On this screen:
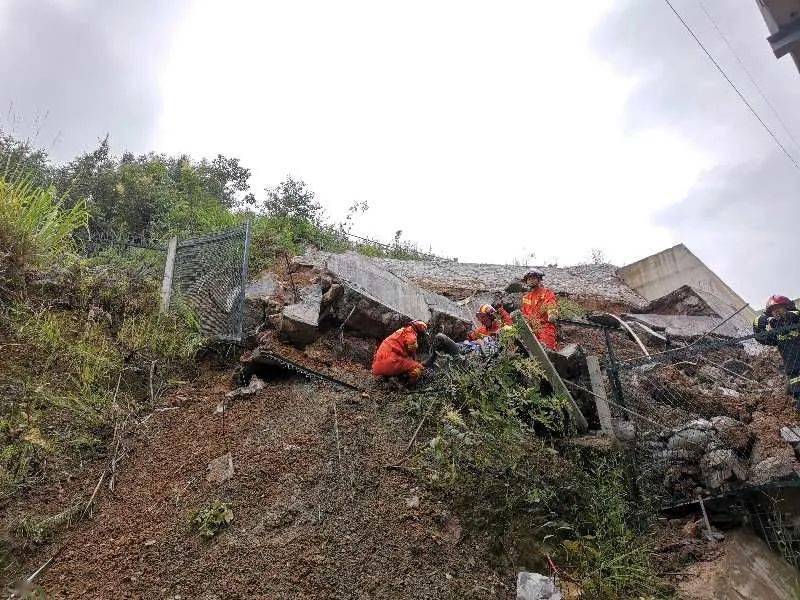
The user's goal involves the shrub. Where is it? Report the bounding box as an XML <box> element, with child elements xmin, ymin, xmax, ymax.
<box><xmin>0</xmin><ymin>175</ymin><xmax>88</xmax><ymax>282</ymax></box>
<box><xmin>191</xmin><ymin>501</ymin><xmax>234</xmax><ymax>539</ymax></box>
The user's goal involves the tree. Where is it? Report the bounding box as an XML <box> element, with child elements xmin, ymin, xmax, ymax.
<box><xmin>263</xmin><ymin>176</ymin><xmax>322</xmax><ymax>224</ymax></box>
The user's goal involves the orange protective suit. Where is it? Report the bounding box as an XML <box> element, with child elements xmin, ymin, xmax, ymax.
<box><xmin>521</xmin><ymin>287</ymin><xmax>559</xmax><ymax>349</ymax></box>
<box><xmin>372</xmin><ymin>325</ymin><xmax>424</xmax><ymax>382</ymax></box>
<box><xmin>468</xmin><ymin>307</ymin><xmax>513</xmax><ymax>341</ymax></box>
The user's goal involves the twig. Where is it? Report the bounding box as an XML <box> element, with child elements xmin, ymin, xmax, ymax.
<box><xmin>406</xmin><ymin>400</ymin><xmax>436</xmax><ymax>452</ymax></box>
<box><xmin>82</xmin><ymin>471</ymin><xmax>106</xmax><ymax>518</ymax></box>
<box><xmin>332</xmin><ymin>401</ymin><xmax>342</xmax><ymax>462</ymax></box>
<box><xmin>148</xmin><ymin>360</ymin><xmax>157</xmax><ymax>404</ymax></box>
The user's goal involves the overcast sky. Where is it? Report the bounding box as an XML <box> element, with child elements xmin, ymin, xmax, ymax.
<box><xmin>2</xmin><ymin>0</ymin><xmax>799</xmax><ymax>306</ymax></box>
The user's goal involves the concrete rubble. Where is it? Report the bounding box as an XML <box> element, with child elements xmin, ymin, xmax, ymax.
<box><xmin>516</xmin><ymin>572</ymin><xmax>563</xmax><ymax>600</ymax></box>
<box><xmin>207</xmin><ymin>452</ymin><xmax>234</xmax><ymax>485</ymax></box>
<box><xmin>651</xmin><ymin>417</ymin><xmax>757</xmax><ymax>495</ymax></box>
<box><xmin>244</xmin><ymin>272</ymin><xmax>284</xmax><ymax>332</ymax></box>
<box><xmin>280</xmin><ymin>284</ymin><xmax>324</xmax><ymax>347</ymax></box>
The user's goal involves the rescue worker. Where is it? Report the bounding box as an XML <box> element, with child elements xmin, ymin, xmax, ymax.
<box><xmin>520</xmin><ymin>269</ymin><xmax>559</xmax><ymax>350</ymax></box>
<box><xmin>467</xmin><ymin>303</ymin><xmax>513</xmax><ymax>341</ymax></box>
<box><xmin>372</xmin><ymin>320</ymin><xmax>429</xmax><ymax>385</ymax></box>
<box><xmin>754</xmin><ymin>295</ymin><xmax>800</xmax><ymax>409</ymax></box>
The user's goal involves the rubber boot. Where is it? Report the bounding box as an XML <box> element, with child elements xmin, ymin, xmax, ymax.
<box><xmin>434</xmin><ymin>333</ymin><xmax>460</xmax><ymax>356</ymax></box>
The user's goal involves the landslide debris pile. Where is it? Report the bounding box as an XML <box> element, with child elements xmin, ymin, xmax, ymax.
<box><xmin>246</xmin><ymin>250</ymin><xmax>800</xmax><ymax>505</ymax></box>
<box><xmin>9</xmin><ymin>248</ymin><xmax>800</xmax><ymax>599</ymax></box>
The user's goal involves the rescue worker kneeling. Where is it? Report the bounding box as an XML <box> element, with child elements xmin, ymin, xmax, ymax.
<box><xmin>754</xmin><ymin>295</ymin><xmax>800</xmax><ymax>409</ymax></box>
<box><xmin>372</xmin><ymin>320</ymin><xmax>429</xmax><ymax>384</ymax></box>
<box><xmin>468</xmin><ymin>303</ymin><xmax>513</xmax><ymax>341</ymax></box>
<box><xmin>434</xmin><ymin>303</ymin><xmax>512</xmax><ymax>356</ymax></box>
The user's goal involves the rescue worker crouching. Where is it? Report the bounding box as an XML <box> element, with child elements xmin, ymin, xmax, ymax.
<box><xmin>468</xmin><ymin>303</ymin><xmax>513</xmax><ymax>341</ymax></box>
<box><xmin>754</xmin><ymin>295</ymin><xmax>800</xmax><ymax>409</ymax></box>
<box><xmin>433</xmin><ymin>303</ymin><xmax>513</xmax><ymax>356</ymax></box>
<box><xmin>520</xmin><ymin>269</ymin><xmax>559</xmax><ymax>350</ymax></box>
<box><xmin>372</xmin><ymin>320</ymin><xmax>429</xmax><ymax>385</ymax></box>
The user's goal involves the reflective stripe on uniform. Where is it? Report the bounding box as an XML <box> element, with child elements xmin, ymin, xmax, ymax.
<box><xmin>789</xmin><ymin>375</ymin><xmax>800</xmax><ymax>385</ymax></box>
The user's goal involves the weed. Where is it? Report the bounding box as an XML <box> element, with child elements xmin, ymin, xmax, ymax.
<box><xmin>15</xmin><ymin>501</ymin><xmax>83</xmax><ymax>544</ymax></box>
<box><xmin>191</xmin><ymin>501</ymin><xmax>234</xmax><ymax>539</ymax></box>
<box><xmin>0</xmin><ymin>175</ymin><xmax>88</xmax><ymax>277</ymax></box>
<box><xmin>558</xmin><ymin>297</ymin><xmax>586</xmax><ymax>320</ymax></box>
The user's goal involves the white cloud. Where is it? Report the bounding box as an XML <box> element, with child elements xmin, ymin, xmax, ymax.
<box><xmin>154</xmin><ymin>0</ymin><xmax>708</xmax><ymax>267</ymax></box>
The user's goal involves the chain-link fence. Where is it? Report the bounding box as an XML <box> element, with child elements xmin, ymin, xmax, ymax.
<box><xmin>166</xmin><ymin>223</ymin><xmax>251</xmax><ymax>342</ymax></box>
<box><xmin>602</xmin><ymin>318</ymin><xmax>800</xmax><ymax>510</ymax></box>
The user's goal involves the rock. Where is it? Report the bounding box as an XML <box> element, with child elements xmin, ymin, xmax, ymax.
<box><xmin>717</xmin><ymin>386</ymin><xmax>741</xmax><ymax>398</ymax></box>
<box><xmin>405</xmin><ymin>495</ymin><xmax>420</xmax><ymax>509</ymax></box>
<box><xmin>207</xmin><ymin>452</ymin><xmax>234</xmax><ymax>485</ymax></box>
<box><xmin>721</xmin><ymin>358</ymin><xmax>753</xmax><ymax>376</ymax></box>
<box><xmin>516</xmin><ymin>572</ymin><xmax>563</xmax><ymax>600</ymax></box>
<box><xmin>780</xmin><ymin>426</ymin><xmax>800</xmax><ymax>444</ymax></box>
<box><xmin>668</xmin><ymin>428</ymin><xmax>712</xmax><ymax>454</ymax></box>
<box><xmin>281</xmin><ymin>284</ymin><xmax>324</xmax><ymax>347</ymax></box>
<box><xmin>244</xmin><ymin>273</ymin><xmax>284</xmax><ymax>333</ymax></box>
<box><xmin>225</xmin><ymin>375</ymin><xmax>266</xmax><ymax>398</ymax></box>
<box><xmin>750</xmin><ymin>456</ymin><xmax>797</xmax><ymax>485</ymax></box>
<box><xmin>684</xmin><ymin>419</ymin><xmax>713</xmax><ymax>431</ymax></box>
<box><xmin>701</xmin><ymin>449</ymin><xmax>747</xmax><ymax>490</ymax></box>
<box><xmin>698</xmin><ymin>365</ymin><xmax>724</xmax><ymax>383</ymax></box>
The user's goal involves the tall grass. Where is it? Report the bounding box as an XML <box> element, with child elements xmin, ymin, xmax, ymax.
<box><xmin>0</xmin><ymin>175</ymin><xmax>88</xmax><ymax>272</ymax></box>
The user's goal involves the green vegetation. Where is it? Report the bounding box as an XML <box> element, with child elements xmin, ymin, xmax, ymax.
<box><xmin>412</xmin><ymin>340</ymin><xmax>669</xmax><ymax>598</ymax></box>
<box><xmin>191</xmin><ymin>501</ymin><xmax>234</xmax><ymax>539</ymax></box>
<box><xmin>1</xmin><ymin>132</ymin><xmax>443</xmax><ymax>270</ymax></box>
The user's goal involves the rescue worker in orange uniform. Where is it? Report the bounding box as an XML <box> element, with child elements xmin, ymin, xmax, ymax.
<box><xmin>520</xmin><ymin>269</ymin><xmax>559</xmax><ymax>350</ymax></box>
<box><xmin>468</xmin><ymin>303</ymin><xmax>513</xmax><ymax>341</ymax></box>
<box><xmin>372</xmin><ymin>320</ymin><xmax>429</xmax><ymax>384</ymax></box>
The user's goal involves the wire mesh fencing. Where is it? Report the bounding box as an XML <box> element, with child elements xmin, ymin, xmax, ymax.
<box><xmin>167</xmin><ymin>223</ymin><xmax>251</xmax><ymax>342</ymax></box>
<box><xmin>604</xmin><ymin>317</ymin><xmax>800</xmax><ymax>509</ymax></box>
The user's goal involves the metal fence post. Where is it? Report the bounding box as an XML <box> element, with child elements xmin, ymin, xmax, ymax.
<box><xmin>160</xmin><ymin>236</ymin><xmax>178</xmax><ymax>313</ymax></box>
<box><xmin>604</xmin><ymin>328</ymin><xmax>626</xmax><ymax>408</ymax></box>
<box><xmin>235</xmin><ymin>220</ymin><xmax>252</xmax><ymax>340</ymax></box>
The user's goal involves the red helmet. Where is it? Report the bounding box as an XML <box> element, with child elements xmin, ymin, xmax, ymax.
<box><xmin>766</xmin><ymin>295</ymin><xmax>794</xmax><ymax>315</ymax></box>
<box><xmin>410</xmin><ymin>320</ymin><xmax>428</xmax><ymax>333</ymax></box>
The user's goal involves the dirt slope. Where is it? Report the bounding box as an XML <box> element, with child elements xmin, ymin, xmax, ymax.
<box><xmin>14</xmin><ymin>365</ymin><xmax>510</xmax><ymax>599</ymax></box>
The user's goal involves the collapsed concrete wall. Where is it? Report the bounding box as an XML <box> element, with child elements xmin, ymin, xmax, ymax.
<box><xmin>618</xmin><ymin>244</ymin><xmax>756</xmax><ymax>322</ymax></box>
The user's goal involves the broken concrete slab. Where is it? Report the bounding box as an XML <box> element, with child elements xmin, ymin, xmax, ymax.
<box><xmin>316</xmin><ymin>252</ymin><xmax>472</xmax><ymax>339</ymax></box>
<box><xmin>639</xmin><ymin>284</ymin><xmax>720</xmax><ymax>317</ymax></box>
<box><xmin>281</xmin><ymin>284</ymin><xmax>323</xmax><ymax>347</ymax></box>
<box><xmin>207</xmin><ymin>452</ymin><xmax>234</xmax><ymax>485</ymax></box>
<box><xmin>244</xmin><ymin>272</ymin><xmax>284</xmax><ymax>333</ymax></box>
<box><xmin>516</xmin><ymin>572</ymin><xmax>563</xmax><ymax>600</ymax></box>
